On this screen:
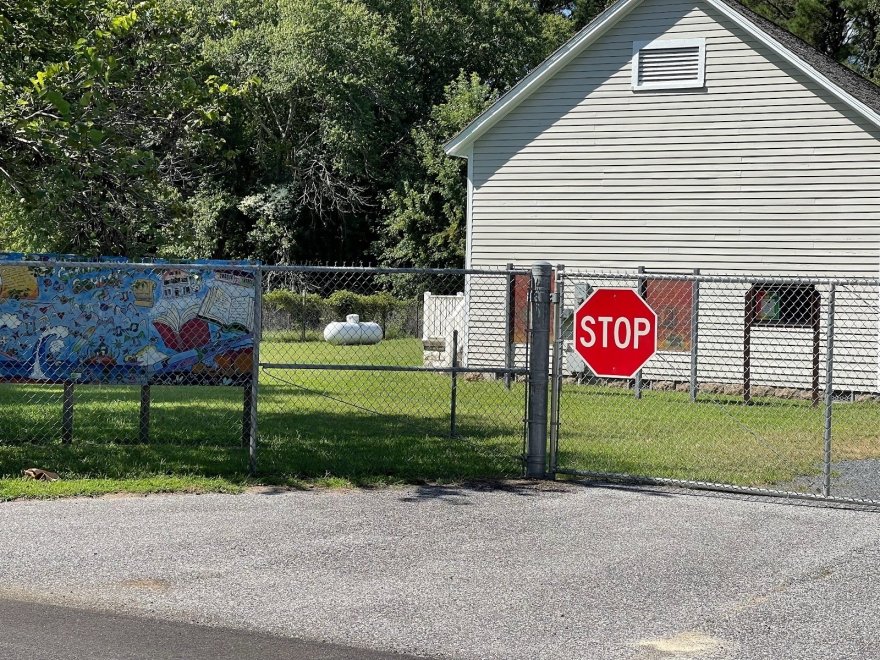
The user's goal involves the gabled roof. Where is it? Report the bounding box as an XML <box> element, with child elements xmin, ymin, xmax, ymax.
<box><xmin>444</xmin><ymin>0</ymin><xmax>880</xmax><ymax>157</ymax></box>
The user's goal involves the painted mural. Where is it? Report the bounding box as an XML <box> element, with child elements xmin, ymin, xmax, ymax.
<box><xmin>0</xmin><ymin>254</ymin><xmax>255</xmax><ymax>385</ymax></box>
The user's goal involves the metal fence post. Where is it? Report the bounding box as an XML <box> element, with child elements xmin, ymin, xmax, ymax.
<box><xmin>300</xmin><ymin>285</ymin><xmax>307</xmax><ymax>342</ymax></box>
<box><xmin>690</xmin><ymin>268</ymin><xmax>700</xmax><ymax>402</ymax></box>
<box><xmin>249</xmin><ymin>266</ymin><xmax>263</xmax><ymax>476</ymax></box>
<box><xmin>548</xmin><ymin>265</ymin><xmax>565</xmax><ymax>475</ymax></box>
<box><xmin>139</xmin><ymin>384</ymin><xmax>150</xmax><ymax>443</ymax></box>
<box><xmin>634</xmin><ymin>267</ymin><xmax>646</xmax><ymax>399</ymax></box>
<box><xmin>822</xmin><ymin>285</ymin><xmax>836</xmax><ymax>498</ymax></box>
<box><xmin>450</xmin><ymin>329</ymin><xmax>458</xmax><ymax>438</ymax></box>
<box><xmin>527</xmin><ymin>262</ymin><xmax>552</xmax><ymax>478</ymax></box>
<box><xmin>61</xmin><ymin>381</ymin><xmax>74</xmax><ymax>444</ymax></box>
<box><xmin>504</xmin><ymin>262</ymin><xmax>514</xmax><ymax>390</ymax></box>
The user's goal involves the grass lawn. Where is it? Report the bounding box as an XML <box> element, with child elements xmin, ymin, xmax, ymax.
<box><xmin>557</xmin><ymin>385</ymin><xmax>880</xmax><ymax>489</ymax></box>
<box><xmin>0</xmin><ymin>338</ymin><xmax>526</xmax><ymax>499</ymax></box>
<box><xmin>2</xmin><ymin>336</ymin><xmax>879</xmax><ymax>499</ymax></box>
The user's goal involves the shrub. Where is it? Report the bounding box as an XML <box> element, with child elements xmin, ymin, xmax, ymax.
<box><xmin>264</xmin><ymin>289</ymin><xmax>416</xmax><ymax>339</ymax></box>
<box><xmin>263</xmin><ymin>290</ymin><xmax>325</xmax><ymax>329</ymax></box>
<box><xmin>325</xmin><ymin>289</ymin><xmax>363</xmax><ymax>319</ymax></box>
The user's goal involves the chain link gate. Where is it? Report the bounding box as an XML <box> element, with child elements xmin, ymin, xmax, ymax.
<box><xmin>255</xmin><ymin>265</ymin><xmax>533</xmax><ymax>480</ymax></box>
<box><xmin>548</xmin><ymin>267</ymin><xmax>880</xmax><ymax>505</ymax></box>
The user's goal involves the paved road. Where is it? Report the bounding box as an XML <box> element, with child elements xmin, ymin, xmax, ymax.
<box><xmin>0</xmin><ymin>598</ymin><xmax>422</xmax><ymax>660</ymax></box>
<box><xmin>1</xmin><ymin>482</ymin><xmax>879</xmax><ymax>659</ymax></box>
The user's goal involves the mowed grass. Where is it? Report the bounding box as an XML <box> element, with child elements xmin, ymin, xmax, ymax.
<box><xmin>2</xmin><ymin>335</ymin><xmax>880</xmax><ymax>499</ymax></box>
<box><xmin>557</xmin><ymin>386</ymin><xmax>880</xmax><ymax>489</ymax></box>
<box><xmin>0</xmin><ymin>338</ymin><xmax>526</xmax><ymax>499</ymax></box>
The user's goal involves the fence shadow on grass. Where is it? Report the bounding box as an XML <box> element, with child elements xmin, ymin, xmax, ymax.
<box><xmin>0</xmin><ymin>442</ymin><xmax>249</xmax><ymax>481</ymax></box>
<box><xmin>0</xmin><ymin>405</ymin><xmax>523</xmax><ymax>484</ymax></box>
<box><xmin>257</xmin><ymin>408</ymin><xmax>523</xmax><ymax>482</ymax></box>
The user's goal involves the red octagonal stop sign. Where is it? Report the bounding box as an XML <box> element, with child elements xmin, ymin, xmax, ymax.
<box><xmin>574</xmin><ymin>288</ymin><xmax>658</xmax><ymax>378</ymax></box>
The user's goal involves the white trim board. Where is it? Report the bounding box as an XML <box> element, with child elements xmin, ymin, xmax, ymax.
<box><xmin>444</xmin><ymin>0</ymin><xmax>880</xmax><ymax>158</ymax></box>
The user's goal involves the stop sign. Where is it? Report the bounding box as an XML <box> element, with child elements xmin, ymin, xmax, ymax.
<box><xmin>574</xmin><ymin>288</ymin><xmax>657</xmax><ymax>378</ymax></box>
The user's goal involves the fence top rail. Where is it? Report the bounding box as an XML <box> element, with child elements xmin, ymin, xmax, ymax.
<box><xmin>261</xmin><ymin>264</ymin><xmax>530</xmax><ymax>276</ymax></box>
<box><xmin>6</xmin><ymin>259</ymin><xmax>877</xmax><ymax>285</ymax></box>
<box><xmin>5</xmin><ymin>259</ymin><xmax>261</xmax><ymax>272</ymax></box>
<box><xmin>1</xmin><ymin>260</ymin><xmax>530</xmax><ymax>277</ymax></box>
<box><xmin>560</xmin><ymin>268</ymin><xmax>880</xmax><ymax>287</ymax></box>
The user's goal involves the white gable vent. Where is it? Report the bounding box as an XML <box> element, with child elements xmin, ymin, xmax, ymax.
<box><xmin>632</xmin><ymin>38</ymin><xmax>706</xmax><ymax>91</ymax></box>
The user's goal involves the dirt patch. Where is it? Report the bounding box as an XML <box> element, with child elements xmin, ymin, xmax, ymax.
<box><xmin>636</xmin><ymin>631</ymin><xmax>721</xmax><ymax>657</ymax></box>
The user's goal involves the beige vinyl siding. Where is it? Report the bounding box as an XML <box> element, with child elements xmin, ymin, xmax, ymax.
<box><xmin>464</xmin><ymin>0</ymin><xmax>880</xmax><ymax>387</ymax></box>
<box><xmin>469</xmin><ymin>0</ymin><xmax>880</xmax><ymax>275</ymax></box>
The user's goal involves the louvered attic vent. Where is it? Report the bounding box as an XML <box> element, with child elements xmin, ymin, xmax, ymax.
<box><xmin>632</xmin><ymin>38</ymin><xmax>706</xmax><ymax>90</ymax></box>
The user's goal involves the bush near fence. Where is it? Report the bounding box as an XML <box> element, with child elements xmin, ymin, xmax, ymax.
<box><xmin>262</xmin><ymin>289</ymin><xmax>419</xmax><ymax>340</ymax></box>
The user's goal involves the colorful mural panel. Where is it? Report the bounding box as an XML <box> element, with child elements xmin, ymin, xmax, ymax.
<box><xmin>0</xmin><ymin>255</ymin><xmax>256</xmax><ymax>385</ymax></box>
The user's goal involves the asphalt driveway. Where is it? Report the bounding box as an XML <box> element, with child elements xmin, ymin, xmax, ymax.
<box><xmin>1</xmin><ymin>482</ymin><xmax>878</xmax><ymax>659</ymax></box>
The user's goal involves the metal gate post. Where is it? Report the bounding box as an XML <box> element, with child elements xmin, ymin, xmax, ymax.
<box><xmin>548</xmin><ymin>265</ymin><xmax>565</xmax><ymax>475</ymax></box>
<box><xmin>249</xmin><ymin>266</ymin><xmax>263</xmax><ymax>476</ymax></box>
<box><xmin>822</xmin><ymin>284</ymin><xmax>836</xmax><ymax>497</ymax></box>
<box><xmin>527</xmin><ymin>262</ymin><xmax>552</xmax><ymax>478</ymax></box>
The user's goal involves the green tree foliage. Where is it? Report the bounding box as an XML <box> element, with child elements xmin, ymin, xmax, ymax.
<box><xmin>194</xmin><ymin>0</ymin><xmax>573</xmax><ymax>265</ymax></box>
<box><xmin>378</xmin><ymin>73</ymin><xmax>496</xmax><ymax>268</ymax></box>
<box><xmin>742</xmin><ymin>0</ymin><xmax>880</xmax><ymax>78</ymax></box>
<box><xmin>0</xmin><ymin>0</ymin><xmax>230</xmax><ymax>256</ymax></box>
<box><xmin>843</xmin><ymin>0</ymin><xmax>880</xmax><ymax>80</ymax></box>
<box><xmin>197</xmin><ymin>0</ymin><xmax>405</xmax><ymax>264</ymax></box>
<box><xmin>375</xmin><ymin>2</ymin><xmax>573</xmax><ymax>267</ymax></box>
<box><xmin>3</xmin><ymin>0</ymin><xmax>880</xmax><ymax>265</ymax></box>
<box><xmin>572</xmin><ymin>0</ymin><xmax>614</xmax><ymax>30</ymax></box>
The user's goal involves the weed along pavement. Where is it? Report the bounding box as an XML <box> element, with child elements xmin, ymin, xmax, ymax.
<box><xmin>1</xmin><ymin>483</ymin><xmax>879</xmax><ymax>659</ymax></box>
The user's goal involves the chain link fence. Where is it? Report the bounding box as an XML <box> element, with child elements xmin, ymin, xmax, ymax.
<box><xmin>4</xmin><ymin>257</ymin><xmax>880</xmax><ymax>504</ymax></box>
<box><xmin>257</xmin><ymin>266</ymin><xmax>530</xmax><ymax>480</ymax></box>
<box><xmin>0</xmin><ymin>259</ymin><xmax>530</xmax><ymax>483</ymax></box>
<box><xmin>551</xmin><ymin>268</ymin><xmax>880</xmax><ymax>504</ymax></box>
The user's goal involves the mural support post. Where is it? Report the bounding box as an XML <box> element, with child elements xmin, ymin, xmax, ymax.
<box><xmin>248</xmin><ymin>266</ymin><xmax>262</xmax><ymax>476</ymax></box>
<box><xmin>139</xmin><ymin>385</ymin><xmax>150</xmax><ymax>443</ymax></box>
<box><xmin>242</xmin><ymin>386</ymin><xmax>252</xmax><ymax>448</ymax></box>
<box><xmin>62</xmin><ymin>382</ymin><xmax>74</xmax><ymax>443</ymax></box>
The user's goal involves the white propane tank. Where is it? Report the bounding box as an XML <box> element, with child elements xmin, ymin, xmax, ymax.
<box><xmin>323</xmin><ymin>314</ymin><xmax>383</xmax><ymax>346</ymax></box>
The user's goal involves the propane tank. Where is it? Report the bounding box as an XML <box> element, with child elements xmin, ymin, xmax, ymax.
<box><xmin>323</xmin><ymin>314</ymin><xmax>383</xmax><ymax>346</ymax></box>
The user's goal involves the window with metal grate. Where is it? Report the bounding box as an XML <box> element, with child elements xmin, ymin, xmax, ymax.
<box><xmin>632</xmin><ymin>38</ymin><xmax>706</xmax><ymax>91</ymax></box>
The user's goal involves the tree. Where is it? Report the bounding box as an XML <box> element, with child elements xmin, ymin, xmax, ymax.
<box><xmin>844</xmin><ymin>0</ymin><xmax>880</xmax><ymax>81</ymax></box>
<box><xmin>377</xmin><ymin>72</ymin><xmax>496</xmax><ymax>268</ymax></box>
<box><xmin>196</xmin><ymin>0</ymin><xmax>407</xmax><ymax>264</ymax></box>
<box><xmin>740</xmin><ymin>0</ymin><xmax>880</xmax><ymax>79</ymax></box>
<box><xmin>375</xmin><ymin>0</ymin><xmax>572</xmax><ymax>267</ymax></box>
<box><xmin>0</xmin><ymin>0</ymin><xmax>229</xmax><ymax>257</ymax></box>
<box><xmin>572</xmin><ymin>0</ymin><xmax>613</xmax><ymax>29</ymax></box>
